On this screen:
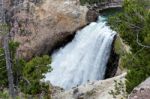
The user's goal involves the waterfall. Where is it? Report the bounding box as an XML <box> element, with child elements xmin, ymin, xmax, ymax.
<box><xmin>45</xmin><ymin>16</ymin><xmax>116</xmax><ymax>89</ymax></box>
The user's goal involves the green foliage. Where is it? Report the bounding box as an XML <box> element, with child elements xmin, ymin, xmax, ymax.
<box><xmin>0</xmin><ymin>22</ymin><xmax>52</xmax><ymax>97</ymax></box>
<box><xmin>0</xmin><ymin>41</ymin><xmax>21</xmax><ymax>88</ymax></box>
<box><xmin>9</xmin><ymin>41</ymin><xmax>19</xmax><ymax>58</ymax></box>
<box><xmin>108</xmin><ymin>0</ymin><xmax>150</xmax><ymax>51</ymax></box>
<box><xmin>20</xmin><ymin>55</ymin><xmax>52</xmax><ymax>95</ymax></box>
<box><xmin>126</xmin><ymin>68</ymin><xmax>149</xmax><ymax>93</ymax></box>
<box><xmin>9</xmin><ymin>41</ymin><xmax>27</xmax><ymax>86</ymax></box>
<box><xmin>23</xmin><ymin>55</ymin><xmax>52</xmax><ymax>81</ymax></box>
<box><xmin>0</xmin><ymin>90</ymin><xmax>50</xmax><ymax>99</ymax></box>
<box><xmin>0</xmin><ymin>41</ymin><xmax>52</xmax><ymax>97</ymax></box>
<box><xmin>108</xmin><ymin>0</ymin><xmax>150</xmax><ymax>93</ymax></box>
<box><xmin>0</xmin><ymin>48</ymin><xmax>7</xmax><ymax>87</ymax></box>
<box><xmin>0</xmin><ymin>23</ymin><xmax>10</xmax><ymax>35</ymax></box>
<box><xmin>114</xmin><ymin>36</ymin><xmax>125</xmax><ymax>55</ymax></box>
<box><xmin>0</xmin><ymin>91</ymin><xmax>9</xmax><ymax>99</ymax></box>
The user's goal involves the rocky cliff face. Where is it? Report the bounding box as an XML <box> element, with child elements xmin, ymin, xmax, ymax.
<box><xmin>5</xmin><ymin>0</ymin><xmax>88</xmax><ymax>60</ymax></box>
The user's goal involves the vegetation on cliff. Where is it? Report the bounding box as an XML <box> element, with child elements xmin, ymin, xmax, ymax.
<box><xmin>109</xmin><ymin>0</ymin><xmax>150</xmax><ymax>93</ymax></box>
<box><xmin>0</xmin><ymin>23</ymin><xmax>52</xmax><ymax>98</ymax></box>
<box><xmin>0</xmin><ymin>41</ymin><xmax>52</xmax><ymax>97</ymax></box>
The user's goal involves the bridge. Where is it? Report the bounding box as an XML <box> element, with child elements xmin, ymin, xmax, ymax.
<box><xmin>88</xmin><ymin>0</ymin><xmax>123</xmax><ymax>11</ymax></box>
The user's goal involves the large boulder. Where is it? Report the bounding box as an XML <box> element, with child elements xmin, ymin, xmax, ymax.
<box><xmin>86</xmin><ymin>10</ymin><xmax>98</xmax><ymax>22</ymax></box>
<box><xmin>8</xmin><ymin>0</ymin><xmax>88</xmax><ymax>60</ymax></box>
<box><xmin>128</xmin><ymin>77</ymin><xmax>150</xmax><ymax>99</ymax></box>
<box><xmin>52</xmin><ymin>73</ymin><xmax>127</xmax><ymax>99</ymax></box>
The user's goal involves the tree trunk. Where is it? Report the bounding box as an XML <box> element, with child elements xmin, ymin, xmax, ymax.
<box><xmin>3</xmin><ymin>36</ymin><xmax>15</xmax><ymax>99</ymax></box>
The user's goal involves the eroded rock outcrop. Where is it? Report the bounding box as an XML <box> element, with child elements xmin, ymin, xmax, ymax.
<box><xmin>8</xmin><ymin>0</ymin><xmax>88</xmax><ymax>60</ymax></box>
<box><xmin>52</xmin><ymin>73</ymin><xmax>127</xmax><ymax>99</ymax></box>
<box><xmin>128</xmin><ymin>77</ymin><xmax>150</xmax><ymax>99</ymax></box>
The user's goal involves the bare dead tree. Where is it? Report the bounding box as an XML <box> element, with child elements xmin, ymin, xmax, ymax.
<box><xmin>3</xmin><ymin>35</ymin><xmax>16</xmax><ymax>99</ymax></box>
<box><xmin>0</xmin><ymin>0</ymin><xmax>16</xmax><ymax>98</ymax></box>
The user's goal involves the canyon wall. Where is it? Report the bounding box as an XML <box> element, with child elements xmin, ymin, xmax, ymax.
<box><xmin>4</xmin><ymin>0</ymin><xmax>88</xmax><ymax>60</ymax></box>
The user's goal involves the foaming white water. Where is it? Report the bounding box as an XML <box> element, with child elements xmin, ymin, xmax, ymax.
<box><xmin>45</xmin><ymin>16</ymin><xmax>116</xmax><ymax>89</ymax></box>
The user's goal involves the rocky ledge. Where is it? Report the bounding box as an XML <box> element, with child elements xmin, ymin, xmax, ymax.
<box><xmin>52</xmin><ymin>73</ymin><xmax>127</xmax><ymax>99</ymax></box>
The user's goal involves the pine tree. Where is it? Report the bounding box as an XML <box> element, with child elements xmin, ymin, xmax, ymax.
<box><xmin>108</xmin><ymin>0</ymin><xmax>150</xmax><ymax>93</ymax></box>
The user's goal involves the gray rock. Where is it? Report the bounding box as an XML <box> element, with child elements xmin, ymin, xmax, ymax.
<box><xmin>52</xmin><ymin>73</ymin><xmax>127</xmax><ymax>99</ymax></box>
<box><xmin>128</xmin><ymin>77</ymin><xmax>150</xmax><ymax>99</ymax></box>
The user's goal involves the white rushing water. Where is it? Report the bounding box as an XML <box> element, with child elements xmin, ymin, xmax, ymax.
<box><xmin>45</xmin><ymin>16</ymin><xmax>116</xmax><ymax>89</ymax></box>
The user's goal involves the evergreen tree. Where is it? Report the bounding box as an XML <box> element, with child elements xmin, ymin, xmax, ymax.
<box><xmin>20</xmin><ymin>55</ymin><xmax>52</xmax><ymax>95</ymax></box>
<box><xmin>108</xmin><ymin>0</ymin><xmax>150</xmax><ymax>93</ymax></box>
